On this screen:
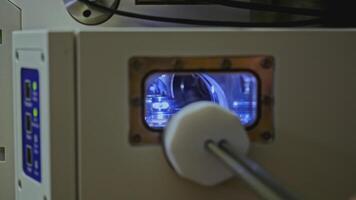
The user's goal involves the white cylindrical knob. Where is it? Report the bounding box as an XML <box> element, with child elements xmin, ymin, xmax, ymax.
<box><xmin>163</xmin><ymin>102</ymin><xmax>250</xmax><ymax>186</ymax></box>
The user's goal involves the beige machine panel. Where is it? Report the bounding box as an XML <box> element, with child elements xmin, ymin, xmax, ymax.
<box><xmin>76</xmin><ymin>29</ymin><xmax>356</xmax><ymax>200</ymax></box>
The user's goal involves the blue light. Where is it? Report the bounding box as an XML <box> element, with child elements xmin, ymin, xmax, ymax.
<box><xmin>145</xmin><ymin>72</ymin><xmax>258</xmax><ymax>128</ymax></box>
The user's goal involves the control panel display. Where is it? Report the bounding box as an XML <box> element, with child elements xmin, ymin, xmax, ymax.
<box><xmin>21</xmin><ymin>68</ymin><xmax>41</xmax><ymax>182</ymax></box>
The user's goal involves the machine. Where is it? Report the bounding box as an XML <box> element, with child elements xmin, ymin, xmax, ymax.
<box><xmin>1</xmin><ymin>0</ymin><xmax>356</xmax><ymax>199</ymax></box>
<box><xmin>12</xmin><ymin>29</ymin><xmax>356</xmax><ymax>200</ymax></box>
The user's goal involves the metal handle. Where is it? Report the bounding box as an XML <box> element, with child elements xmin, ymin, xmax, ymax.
<box><xmin>206</xmin><ymin>140</ymin><xmax>297</xmax><ymax>200</ymax></box>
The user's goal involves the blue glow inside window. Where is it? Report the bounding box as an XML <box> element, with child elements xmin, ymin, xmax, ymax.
<box><xmin>144</xmin><ymin>72</ymin><xmax>258</xmax><ymax>129</ymax></box>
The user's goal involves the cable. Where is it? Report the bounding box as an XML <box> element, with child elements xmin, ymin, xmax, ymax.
<box><xmin>206</xmin><ymin>0</ymin><xmax>325</xmax><ymax>17</ymax></box>
<box><xmin>78</xmin><ymin>0</ymin><xmax>322</xmax><ymax>27</ymax></box>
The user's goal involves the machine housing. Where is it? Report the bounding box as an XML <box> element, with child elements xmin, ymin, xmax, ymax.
<box><xmin>13</xmin><ymin>29</ymin><xmax>356</xmax><ymax>200</ymax></box>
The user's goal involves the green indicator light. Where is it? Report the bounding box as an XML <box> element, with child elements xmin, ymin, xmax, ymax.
<box><xmin>33</xmin><ymin>108</ymin><xmax>38</xmax><ymax>118</ymax></box>
<box><xmin>32</xmin><ymin>82</ymin><xmax>37</xmax><ymax>91</ymax></box>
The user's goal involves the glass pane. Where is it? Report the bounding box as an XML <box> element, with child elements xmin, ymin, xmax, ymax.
<box><xmin>144</xmin><ymin>72</ymin><xmax>258</xmax><ymax>129</ymax></box>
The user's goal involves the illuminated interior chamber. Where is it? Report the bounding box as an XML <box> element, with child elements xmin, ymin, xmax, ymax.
<box><xmin>144</xmin><ymin>72</ymin><xmax>258</xmax><ymax>129</ymax></box>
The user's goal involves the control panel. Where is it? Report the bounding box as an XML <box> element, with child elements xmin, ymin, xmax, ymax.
<box><xmin>21</xmin><ymin>68</ymin><xmax>41</xmax><ymax>183</ymax></box>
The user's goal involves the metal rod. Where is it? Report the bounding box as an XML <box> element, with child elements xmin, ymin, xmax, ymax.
<box><xmin>206</xmin><ymin>140</ymin><xmax>297</xmax><ymax>200</ymax></box>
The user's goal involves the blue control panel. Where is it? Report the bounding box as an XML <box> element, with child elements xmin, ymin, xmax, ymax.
<box><xmin>21</xmin><ymin>68</ymin><xmax>41</xmax><ymax>183</ymax></box>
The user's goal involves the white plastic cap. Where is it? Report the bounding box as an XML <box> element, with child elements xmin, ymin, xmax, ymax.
<box><xmin>163</xmin><ymin>102</ymin><xmax>250</xmax><ymax>186</ymax></box>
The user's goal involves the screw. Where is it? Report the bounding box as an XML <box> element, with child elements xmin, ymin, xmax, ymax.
<box><xmin>261</xmin><ymin>131</ymin><xmax>273</xmax><ymax>142</ymax></box>
<box><xmin>262</xmin><ymin>95</ymin><xmax>274</xmax><ymax>106</ymax></box>
<box><xmin>221</xmin><ymin>59</ymin><xmax>232</xmax><ymax>70</ymax></box>
<box><xmin>130</xmin><ymin>134</ymin><xmax>142</xmax><ymax>144</ymax></box>
<box><xmin>15</xmin><ymin>51</ymin><xmax>19</xmax><ymax>60</ymax></box>
<box><xmin>173</xmin><ymin>59</ymin><xmax>183</xmax><ymax>70</ymax></box>
<box><xmin>83</xmin><ymin>9</ymin><xmax>92</xmax><ymax>18</ymax></box>
<box><xmin>261</xmin><ymin>57</ymin><xmax>275</xmax><ymax>70</ymax></box>
<box><xmin>41</xmin><ymin>53</ymin><xmax>45</xmax><ymax>62</ymax></box>
<box><xmin>130</xmin><ymin>58</ymin><xmax>142</xmax><ymax>71</ymax></box>
<box><xmin>130</xmin><ymin>97</ymin><xmax>141</xmax><ymax>107</ymax></box>
<box><xmin>157</xmin><ymin>136</ymin><xmax>162</xmax><ymax>143</ymax></box>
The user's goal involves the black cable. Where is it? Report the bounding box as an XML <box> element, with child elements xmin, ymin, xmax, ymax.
<box><xmin>79</xmin><ymin>0</ymin><xmax>322</xmax><ymax>27</ymax></box>
<box><xmin>206</xmin><ymin>0</ymin><xmax>325</xmax><ymax>17</ymax></box>
<box><xmin>324</xmin><ymin>1</ymin><xmax>356</xmax><ymax>27</ymax></box>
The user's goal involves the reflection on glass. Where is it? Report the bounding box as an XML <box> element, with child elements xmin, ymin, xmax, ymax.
<box><xmin>145</xmin><ymin>72</ymin><xmax>258</xmax><ymax>128</ymax></box>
